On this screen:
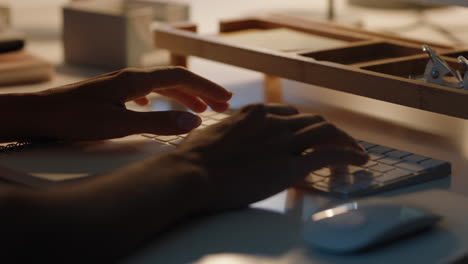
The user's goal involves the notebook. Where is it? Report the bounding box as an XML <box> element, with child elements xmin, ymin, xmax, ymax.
<box><xmin>0</xmin><ymin>134</ymin><xmax>173</xmax><ymax>187</ymax></box>
<box><xmin>218</xmin><ymin>28</ymin><xmax>348</xmax><ymax>52</ymax></box>
<box><xmin>0</xmin><ymin>50</ymin><xmax>54</xmax><ymax>86</ymax></box>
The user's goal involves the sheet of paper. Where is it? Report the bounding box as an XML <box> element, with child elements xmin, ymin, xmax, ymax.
<box><xmin>0</xmin><ymin>135</ymin><xmax>175</xmax><ymax>187</ymax></box>
<box><xmin>218</xmin><ymin>28</ymin><xmax>349</xmax><ymax>52</ymax></box>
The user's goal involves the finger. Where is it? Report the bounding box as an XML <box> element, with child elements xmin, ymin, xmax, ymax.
<box><xmin>239</xmin><ymin>103</ymin><xmax>298</xmax><ymax>116</ymax></box>
<box><xmin>133</xmin><ymin>96</ymin><xmax>151</xmax><ymax>106</ymax></box>
<box><xmin>263</xmin><ymin>103</ymin><xmax>299</xmax><ymax>116</ymax></box>
<box><xmin>110</xmin><ymin>67</ymin><xmax>232</xmax><ymax>103</ymax></box>
<box><xmin>156</xmin><ymin>89</ymin><xmax>207</xmax><ymax>112</ymax></box>
<box><xmin>157</xmin><ymin>89</ymin><xmax>229</xmax><ymax>113</ymax></box>
<box><xmin>290</xmin><ymin>122</ymin><xmax>364</xmax><ymax>154</ymax></box>
<box><xmin>267</xmin><ymin>113</ymin><xmax>325</xmax><ymax>132</ymax></box>
<box><xmin>123</xmin><ymin>110</ymin><xmax>202</xmax><ymax>135</ymax></box>
<box><xmin>293</xmin><ymin>148</ymin><xmax>369</xmax><ymax>178</ymax></box>
<box><xmin>233</xmin><ymin>103</ymin><xmax>299</xmax><ymax>131</ymax></box>
<box><xmin>202</xmin><ymin>97</ymin><xmax>230</xmax><ymax>112</ymax></box>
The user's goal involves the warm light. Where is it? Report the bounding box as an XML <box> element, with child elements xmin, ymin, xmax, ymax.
<box><xmin>311</xmin><ymin>202</ymin><xmax>358</xmax><ymax>221</ymax></box>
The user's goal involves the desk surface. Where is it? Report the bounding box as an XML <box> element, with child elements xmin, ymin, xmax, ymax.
<box><xmin>3</xmin><ymin>0</ymin><xmax>468</xmax><ymax>263</ymax></box>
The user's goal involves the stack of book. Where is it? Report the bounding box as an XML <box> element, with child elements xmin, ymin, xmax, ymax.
<box><xmin>0</xmin><ymin>28</ymin><xmax>53</xmax><ymax>86</ymax></box>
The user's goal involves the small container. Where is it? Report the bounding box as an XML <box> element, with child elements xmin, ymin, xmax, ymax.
<box><xmin>63</xmin><ymin>0</ymin><xmax>190</xmax><ymax>69</ymax></box>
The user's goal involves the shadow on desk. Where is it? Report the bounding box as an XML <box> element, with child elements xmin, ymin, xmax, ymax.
<box><xmin>125</xmin><ymin>192</ymin><xmax>459</xmax><ymax>264</ymax></box>
<box><xmin>125</xmin><ymin>208</ymin><xmax>304</xmax><ymax>264</ymax></box>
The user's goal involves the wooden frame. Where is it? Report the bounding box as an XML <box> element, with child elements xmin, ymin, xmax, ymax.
<box><xmin>153</xmin><ymin>14</ymin><xmax>468</xmax><ymax>119</ymax></box>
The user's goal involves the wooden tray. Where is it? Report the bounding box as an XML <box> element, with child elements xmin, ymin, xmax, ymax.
<box><xmin>153</xmin><ymin>14</ymin><xmax>468</xmax><ymax>119</ymax></box>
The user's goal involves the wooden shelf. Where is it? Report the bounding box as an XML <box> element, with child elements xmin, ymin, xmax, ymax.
<box><xmin>154</xmin><ymin>14</ymin><xmax>468</xmax><ymax>120</ymax></box>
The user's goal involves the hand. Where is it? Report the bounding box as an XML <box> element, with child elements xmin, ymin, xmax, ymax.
<box><xmin>17</xmin><ymin>67</ymin><xmax>232</xmax><ymax>141</ymax></box>
<box><xmin>174</xmin><ymin>103</ymin><xmax>369</xmax><ymax>211</ymax></box>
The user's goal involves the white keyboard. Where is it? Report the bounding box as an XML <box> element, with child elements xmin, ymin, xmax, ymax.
<box><xmin>300</xmin><ymin>140</ymin><xmax>451</xmax><ymax>199</ymax></box>
<box><xmin>141</xmin><ymin>111</ymin><xmax>451</xmax><ymax>200</ymax></box>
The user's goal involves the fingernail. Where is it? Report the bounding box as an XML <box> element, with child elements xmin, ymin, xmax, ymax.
<box><xmin>177</xmin><ymin>112</ymin><xmax>201</xmax><ymax>130</ymax></box>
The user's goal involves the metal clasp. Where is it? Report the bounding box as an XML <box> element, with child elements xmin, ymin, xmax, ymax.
<box><xmin>458</xmin><ymin>56</ymin><xmax>468</xmax><ymax>89</ymax></box>
<box><xmin>421</xmin><ymin>44</ymin><xmax>464</xmax><ymax>89</ymax></box>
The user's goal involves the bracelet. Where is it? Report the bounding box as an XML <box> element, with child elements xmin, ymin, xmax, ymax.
<box><xmin>0</xmin><ymin>141</ymin><xmax>31</xmax><ymax>154</ymax></box>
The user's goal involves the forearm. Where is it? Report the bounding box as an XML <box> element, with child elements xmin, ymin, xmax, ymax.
<box><xmin>0</xmin><ymin>92</ymin><xmax>49</xmax><ymax>142</ymax></box>
<box><xmin>0</xmin><ymin>151</ymin><xmax>208</xmax><ymax>262</ymax></box>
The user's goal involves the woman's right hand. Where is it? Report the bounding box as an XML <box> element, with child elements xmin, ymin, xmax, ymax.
<box><xmin>176</xmin><ymin>103</ymin><xmax>369</xmax><ymax>212</ymax></box>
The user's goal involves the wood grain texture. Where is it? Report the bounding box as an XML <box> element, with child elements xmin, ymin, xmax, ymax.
<box><xmin>154</xmin><ymin>16</ymin><xmax>468</xmax><ymax>119</ymax></box>
<box><xmin>263</xmin><ymin>75</ymin><xmax>282</xmax><ymax>103</ymax></box>
<box><xmin>161</xmin><ymin>22</ymin><xmax>197</xmax><ymax>67</ymax></box>
<box><xmin>266</xmin><ymin>14</ymin><xmax>454</xmax><ymax>50</ymax></box>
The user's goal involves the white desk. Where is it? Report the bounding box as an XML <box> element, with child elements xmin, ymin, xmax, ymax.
<box><xmin>3</xmin><ymin>0</ymin><xmax>468</xmax><ymax>263</ymax></box>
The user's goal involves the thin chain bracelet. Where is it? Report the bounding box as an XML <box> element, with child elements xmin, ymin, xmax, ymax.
<box><xmin>0</xmin><ymin>141</ymin><xmax>32</xmax><ymax>154</ymax></box>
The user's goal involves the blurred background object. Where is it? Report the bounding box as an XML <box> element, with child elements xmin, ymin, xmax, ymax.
<box><xmin>400</xmin><ymin>0</ymin><xmax>468</xmax><ymax>7</ymax></box>
<box><xmin>63</xmin><ymin>0</ymin><xmax>190</xmax><ymax>69</ymax></box>
<box><xmin>348</xmin><ymin>0</ymin><xmax>436</xmax><ymax>9</ymax></box>
<box><xmin>0</xmin><ymin>2</ymin><xmax>53</xmax><ymax>87</ymax></box>
<box><xmin>0</xmin><ymin>0</ymin><xmax>465</xmax><ymax>89</ymax></box>
<box><xmin>347</xmin><ymin>0</ymin><xmax>468</xmax><ymax>47</ymax></box>
<box><xmin>0</xmin><ymin>2</ymin><xmax>10</xmax><ymax>30</ymax></box>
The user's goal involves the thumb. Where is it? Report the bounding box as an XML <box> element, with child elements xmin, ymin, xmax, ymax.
<box><xmin>124</xmin><ymin>110</ymin><xmax>202</xmax><ymax>135</ymax></box>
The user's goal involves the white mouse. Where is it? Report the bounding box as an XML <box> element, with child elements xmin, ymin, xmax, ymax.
<box><xmin>302</xmin><ymin>201</ymin><xmax>441</xmax><ymax>253</ymax></box>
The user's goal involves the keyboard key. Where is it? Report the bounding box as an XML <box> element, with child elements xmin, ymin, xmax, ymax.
<box><xmin>314</xmin><ymin>180</ymin><xmax>332</xmax><ymax>189</ymax></box>
<box><xmin>378</xmin><ymin>157</ymin><xmax>402</xmax><ymax>165</ymax></box>
<box><xmin>403</xmin><ymin>154</ymin><xmax>430</xmax><ymax>163</ymax></box>
<box><xmin>367</xmin><ymin>145</ymin><xmax>394</xmax><ymax>154</ymax></box>
<box><xmin>359</xmin><ymin>141</ymin><xmax>377</xmax><ymax>150</ymax></box>
<box><xmin>202</xmin><ymin>119</ymin><xmax>219</xmax><ymax>126</ymax></box>
<box><xmin>313</xmin><ymin>168</ymin><xmax>331</xmax><ymax>177</ymax></box>
<box><xmin>332</xmin><ymin>184</ymin><xmax>367</xmax><ymax>195</ymax></box>
<box><xmin>193</xmin><ymin>124</ymin><xmax>207</xmax><ymax>131</ymax></box>
<box><xmin>420</xmin><ymin>158</ymin><xmax>447</xmax><ymax>167</ymax></box>
<box><xmin>305</xmin><ymin>174</ymin><xmax>324</xmax><ymax>184</ymax></box>
<box><xmin>141</xmin><ymin>134</ymin><xmax>155</xmax><ymax>139</ymax></box>
<box><xmin>326</xmin><ymin>176</ymin><xmax>353</xmax><ymax>187</ymax></box>
<box><xmin>369</xmin><ymin>163</ymin><xmax>395</xmax><ymax>173</ymax></box>
<box><xmin>376</xmin><ymin>169</ymin><xmax>412</xmax><ymax>183</ymax></box>
<box><xmin>199</xmin><ymin>111</ymin><xmax>217</xmax><ymax>117</ymax></box>
<box><xmin>396</xmin><ymin>161</ymin><xmax>428</xmax><ymax>172</ymax></box>
<box><xmin>369</xmin><ymin>153</ymin><xmax>385</xmax><ymax>161</ymax></box>
<box><xmin>348</xmin><ymin>165</ymin><xmax>363</xmax><ymax>174</ymax></box>
<box><xmin>362</xmin><ymin>160</ymin><xmax>378</xmax><ymax>168</ymax></box>
<box><xmin>354</xmin><ymin>179</ymin><xmax>380</xmax><ymax>188</ymax></box>
<box><xmin>200</xmin><ymin>116</ymin><xmax>212</xmax><ymax>122</ymax></box>
<box><xmin>386</xmin><ymin>150</ymin><xmax>412</xmax><ymax>158</ymax></box>
<box><xmin>313</xmin><ymin>184</ymin><xmax>331</xmax><ymax>192</ymax></box>
<box><xmin>352</xmin><ymin>170</ymin><xmax>381</xmax><ymax>187</ymax></box>
<box><xmin>168</xmin><ymin>137</ymin><xmax>184</xmax><ymax>146</ymax></box>
<box><xmin>211</xmin><ymin>113</ymin><xmax>229</xmax><ymax>120</ymax></box>
<box><xmin>353</xmin><ymin>169</ymin><xmax>382</xmax><ymax>178</ymax></box>
<box><xmin>154</xmin><ymin>135</ymin><xmax>180</xmax><ymax>142</ymax></box>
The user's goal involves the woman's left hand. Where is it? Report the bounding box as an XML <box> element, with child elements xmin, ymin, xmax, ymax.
<box><xmin>14</xmin><ymin>67</ymin><xmax>232</xmax><ymax>141</ymax></box>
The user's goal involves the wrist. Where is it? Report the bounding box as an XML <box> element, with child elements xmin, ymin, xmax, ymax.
<box><xmin>0</xmin><ymin>92</ymin><xmax>47</xmax><ymax>142</ymax></box>
<box><xmin>163</xmin><ymin>150</ymin><xmax>212</xmax><ymax>214</ymax></box>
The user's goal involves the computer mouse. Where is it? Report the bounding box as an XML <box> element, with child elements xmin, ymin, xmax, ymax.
<box><xmin>302</xmin><ymin>201</ymin><xmax>441</xmax><ymax>253</ymax></box>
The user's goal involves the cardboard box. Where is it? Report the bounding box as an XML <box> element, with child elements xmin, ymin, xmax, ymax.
<box><xmin>63</xmin><ymin>0</ymin><xmax>190</xmax><ymax>68</ymax></box>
